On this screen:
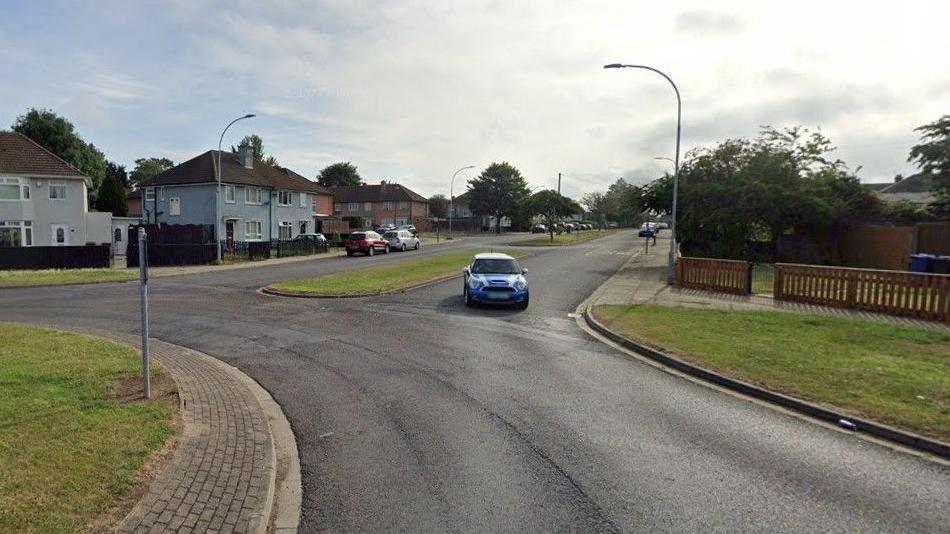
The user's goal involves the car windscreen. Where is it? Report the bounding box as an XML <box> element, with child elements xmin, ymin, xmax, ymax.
<box><xmin>384</xmin><ymin>232</ymin><xmax>396</xmax><ymax>238</ymax></box>
<box><xmin>471</xmin><ymin>259</ymin><xmax>520</xmax><ymax>274</ymax></box>
<box><xmin>348</xmin><ymin>233</ymin><xmax>366</xmax><ymax>241</ymax></box>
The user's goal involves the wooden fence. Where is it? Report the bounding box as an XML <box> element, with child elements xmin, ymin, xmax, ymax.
<box><xmin>675</xmin><ymin>257</ymin><xmax>751</xmax><ymax>295</ymax></box>
<box><xmin>0</xmin><ymin>244</ymin><xmax>111</xmax><ymax>270</ymax></box>
<box><xmin>775</xmin><ymin>263</ymin><xmax>950</xmax><ymax>322</ymax></box>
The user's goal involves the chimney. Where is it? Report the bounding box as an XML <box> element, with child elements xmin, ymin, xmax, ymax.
<box><xmin>237</xmin><ymin>142</ymin><xmax>254</xmax><ymax>169</ymax></box>
<box><xmin>894</xmin><ymin>174</ymin><xmax>903</xmax><ymax>183</ymax></box>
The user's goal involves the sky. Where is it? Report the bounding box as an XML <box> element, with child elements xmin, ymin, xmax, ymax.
<box><xmin>2</xmin><ymin>0</ymin><xmax>948</xmax><ymax>200</ymax></box>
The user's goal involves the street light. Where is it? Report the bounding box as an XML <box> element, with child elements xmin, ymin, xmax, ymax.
<box><xmin>449</xmin><ymin>165</ymin><xmax>475</xmax><ymax>235</ymax></box>
<box><xmin>604</xmin><ymin>63</ymin><xmax>681</xmax><ymax>284</ymax></box>
<box><xmin>216</xmin><ymin>113</ymin><xmax>256</xmax><ymax>262</ymax></box>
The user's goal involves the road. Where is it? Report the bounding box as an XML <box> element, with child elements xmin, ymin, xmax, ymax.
<box><xmin>2</xmin><ymin>232</ymin><xmax>948</xmax><ymax>532</ymax></box>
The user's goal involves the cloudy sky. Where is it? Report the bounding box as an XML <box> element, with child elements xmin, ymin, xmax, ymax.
<box><xmin>2</xmin><ymin>1</ymin><xmax>948</xmax><ymax>199</ymax></box>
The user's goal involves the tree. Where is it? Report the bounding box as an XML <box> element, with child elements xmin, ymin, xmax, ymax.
<box><xmin>605</xmin><ymin>178</ymin><xmax>643</xmax><ymax>227</ymax></box>
<box><xmin>232</xmin><ymin>134</ymin><xmax>278</xmax><ymax>166</ymax></box>
<box><xmin>908</xmin><ymin>115</ymin><xmax>950</xmax><ymax>216</ymax></box>
<box><xmin>467</xmin><ymin>162</ymin><xmax>530</xmax><ymax>234</ymax></box>
<box><xmin>95</xmin><ymin>161</ymin><xmax>128</xmax><ymax>216</ymax></box>
<box><xmin>580</xmin><ymin>192</ymin><xmax>610</xmax><ymax>228</ymax></box>
<box><xmin>529</xmin><ymin>190</ymin><xmax>581</xmax><ymax>242</ymax></box>
<box><xmin>317</xmin><ymin>162</ymin><xmax>363</xmax><ymax>187</ymax></box>
<box><xmin>12</xmin><ymin>108</ymin><xmax>108</xmax><ymax>199</ymax></box>
<box><xmin>428</xmin><ymin>194</ymin><xmax>449</xmax><ymax>218</ymax></box>
<box><xmin>129</xmin><ymin>157</ymin><xmax>174</xmax><ymax>189</ymax></box>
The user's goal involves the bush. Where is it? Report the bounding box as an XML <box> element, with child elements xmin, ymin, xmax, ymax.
<box><xmin>342</xmin><ymin>216</ymin><xmax>364</xmax><ymax>229</ymax></box>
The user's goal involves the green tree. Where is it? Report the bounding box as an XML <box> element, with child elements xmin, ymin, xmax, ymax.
<box><xmin>232</xmin><ymin>134</ymin><xmax>278</xmax><ymax>166</ymax></box>
<box><xmin>95</xmin><ymin>162</ymin><xmax>128</xmax><ymax>216</ymax></box>
<box><xmin>11</xmin><ymin>108</ymin><xmax>108</xmax><ymax>199</ymax></box>
<box><xmin>129</xmin><ymin>157</ymin><xmax>174</xmax><ymax>188</ymax></box>
<box><xmin>428</xmin><ymin>194</ymin><xmax>449</xmax><ymax>218</ymax></box>
<box><xmin>467</xmin><ymin>162</ymin><xmax>530</xmax><ymax>233</ymax></box>
<box><xmin>317</xmin><ymin>162</ymin><xmax>363</xmax><ymax>187</ymax></box>
<box><xmin>908</xmin><ymin>115</ymin><xmax>950</xmax><ymax>215</ymax></box>
<box><xmin>604</xmin><ymin>178</ymin><xmax>643</xmax><ymax>227</ymax></box>
<box><xmin>529</xmin><ymin>190</ymin><xmax>581</xmax><ymax>242</ymax></box>
<box><xmin>580</xmin><ymin>192</ymin><xmax>610</xmax><ymax>228</ymax></box>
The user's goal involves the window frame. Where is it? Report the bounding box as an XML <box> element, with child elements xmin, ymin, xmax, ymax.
<box><xmin>363</xmin><ymin>202</ymin><xmax>372</xmax><ymax>212</ymax></box>
<box><xmin>0</xmin><ymin>220</ymin><xmax>32</xmax><ymax>246</ymax></box>
<box><xmin>144</xmin><ymin>187</ymin><xmax>155</xmax><ymax>202</ymax></box>
<box><xmin>225</xmin><ymin>185</ymin><xmax>236</xmax><ymax>203</ymax></box>
<box><xmin>334</xmin><ymin>202</ymin><xmax>343</xmax><ymax>213</ymax></box>
<box><xmin>245</xmin><ymin>187</ymin><xmax>263</xmax><ymax>205</ymax></box>
<box><xmin>299</xmin><ymin>193</ymin><xmax>308</xmax><ymax>208</ymax></box>
<box><xmin>347</xmin><ymin>202</ymin><xmax>360</xmax><ymax>211</ymax></box>
<box><xmin>244</xmin><ymin>220</ymin><xmax>263</xmax><ymax>241</ymax></box>
<box><xmin>0</xmin><ymin>177</ymin><xmax>30</xmax><ymax>201</ymax></box>
<box><xmin>383</xmin><ymin>201</ymin><xmax>393</xmax><ymax>210</ymax></box>
<box><xmin>278</xmin><ymin>221</ymin><xmax>293</xmax><ymax>240</ymax></box>
<box><xmin>48</xmin><ymin>180</ymin><xmax>67</xmax><ymax>200</ymax></box>
<box><xmin>398</xmin><ymin>201</ymin><xmax>408</xmax><ymax>210</ymax></box>
<box><xmin>277</xmin><ymin>190</ymin><xmax>293</xmax><ymax>207</ymax></box>
<box><xmin>169</xmin><ymin>197</ymin><xmax>181</xmax><ymax>216</ymax></box>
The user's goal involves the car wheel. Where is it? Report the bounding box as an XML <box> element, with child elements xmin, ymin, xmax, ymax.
<box><xmin>464</xmin><ymin>286</ymin><xmax>473</xmax><ymax>307</ymax></box>
<box><xmin>384</xmin><ymin>245</ymin><xmax>390</xmax><ymax>254</ymax></box>
<box><xmin>517</xmin><ymin>297</ymin><xmax>529</xmax><ymax>310</ymax></box>
<box><xmin>414</xmin><ymin>241</ymin><xmax>420</xmax><ymax>250</ymax></box>
<box><xmin>346</xmin><ymin>250</ymin><xmax>354</xmax><ymax>257</ymax></box>
<box><xmin>401</xmin><ymin>244</ymin><xmax>407</xmax><ymax>252</ymax></box>
<box><xmin>368</xmin><ymin>246</ymin><xmax>374</xmax><ymax>256</ymax></box>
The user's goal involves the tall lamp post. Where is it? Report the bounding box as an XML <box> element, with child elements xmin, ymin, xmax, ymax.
<box><xmin>449</xmin><ymin>165</ymin><xmax>475</xmax><ymax>235</ymax></box>
<box><xmin>604</xmin><ymin>63</ymin><xmax>681</xmax><ymax>284</ymax></box>
<box><xmin>216</xmin><ymin>114</ymin><xmax>256</xmax><ymax>262</ymax></box>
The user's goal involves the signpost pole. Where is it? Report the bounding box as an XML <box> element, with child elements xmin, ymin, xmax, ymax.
<box><xmin>138</xmin><ymin>228</ymin><xmax>151</xmax><ymax>399</ymax></box>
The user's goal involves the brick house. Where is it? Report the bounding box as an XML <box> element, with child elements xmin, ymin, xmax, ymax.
<box><xmin>330</xmin><ymin>183</ymin><xmax>429</xmax><ymax>229</ymax></box>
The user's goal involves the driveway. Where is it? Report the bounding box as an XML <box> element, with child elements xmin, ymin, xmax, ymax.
<box><xmin>2</xmin><ymin>231</ymin><xmax>947</xmax><ymax>532</ymax></box>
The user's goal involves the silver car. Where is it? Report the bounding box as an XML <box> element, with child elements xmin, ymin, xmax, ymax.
<box><xmin>384</xmin><ymin>230</ymin><xmax>421</xmax><ymax>251</ymax></box>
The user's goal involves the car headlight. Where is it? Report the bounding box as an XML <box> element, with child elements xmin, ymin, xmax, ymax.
<box><xmin>514</xmin><ymin>278</ymin><xmax>527</xmax><ymax>291</ymax></box>
<box><xmin>468</xmin><ymin>276</ymin><xmax>483</xmax><ymax>289</ymax></box>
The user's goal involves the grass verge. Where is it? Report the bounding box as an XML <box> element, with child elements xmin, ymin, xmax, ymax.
<box><xmin>591</xmin><ymin>305</ymin><xmax>950</xmax><ymax>442</ymax></box>
<box><xmin>515</xmin><ymin>229</ymin><xmax>622</xmax><ymax>246</ymax></box>
<box><xmin>268</xmin><ymin>248</ymin><xmax>526</xmax><ymax>296</ymax></box>
<box><xmin>0</xmin><ymin>324</ymin><xmax>177</xmax><ymax>532</ymax></box>
<box><xmin>0</xmin><ymin>268</ymin><xmax>137</xmax><ymax>288</ymax></box>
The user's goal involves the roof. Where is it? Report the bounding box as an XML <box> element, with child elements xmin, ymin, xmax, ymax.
<box><xmin>879</xmin><ymin>173</ymin><xmax>935</xmax><ymax>194</ymax></box>
<box><xmin>453</xmin><ymin>190</ymin><xmax>471</xmax><ymax>203</ymax></box>
<box><xmin>0</xmin><ymin>131</ymin><xmax>88</xmax><ymax>179</ymax></box>
<box><xmin>141</xmin><ymin>150</ymin><xmax>328</xmax><ymax>194</ymax></box>
<box><xmin>329</xmin><ymin>183</ymin><xmax>427</xmax><ymax>203</ymax></box>
<box><xmin>473</xmin><ymin>252</ymin><xmax>515</xmax><ymax>260</ymax></box>
<box><xmin>864</xmin><ymin>182</ymin><xmax>892</xmax><ymax>192</ymax></box>
<box><xmin>127</xmin><ymin>189</ymin><xmax>142</xmax><ymax>199</ymax></box>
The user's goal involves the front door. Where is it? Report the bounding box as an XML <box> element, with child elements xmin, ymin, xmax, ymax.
<box><xmin>51</xmin><ymin>224</ymin><xmax>68</xmax><ymax>246</ymax></box>
<box><xmin>225</xmin><ymin>221</ymin><xmax>235</xmax><ymax>248</ymax></box>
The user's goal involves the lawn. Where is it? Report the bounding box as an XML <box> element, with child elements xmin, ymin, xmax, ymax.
<box><xmin>515</xmin><ymin>229</ymin><xmax>622</xmax><ymax>247</ymax></box>
<box><xmin>0</xmin><ymin>324</ymin><xmax>177</xmax><ymax>532</ymax></box>
<box><xmin>0</xmin><ymin>268</ymin><xmax>137</xmax><ymax>288</ymax></box>
<box><xmin>591</xmin><ymin>305</ymin><xmax>950</xmax><ymax>441</ymax></box>
<box><xmin>268</xmin><ymin>248</ymin><xmax>526</xmax><ymax>296</ymax></box>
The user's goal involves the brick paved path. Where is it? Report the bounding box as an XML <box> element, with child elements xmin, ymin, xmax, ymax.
<box><xmin>593</xmin><ymin>235</ymin><xmax>949</xmax><ymax>332</ymax></box>
<box><xmin>100</xmin><ymin>334</ymin><xmax>275</xmax><ymax>534</ymax></box>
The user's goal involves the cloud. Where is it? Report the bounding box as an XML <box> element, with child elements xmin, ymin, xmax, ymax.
<box><xmin>675</xmin><ymin>10</ymin><xmax>743</xmax><ymax>36</ymax></box>
<box><xmin>71</xmin><ymin>73</ymin><xmax>149</xmax><ymax>101</ymax></box>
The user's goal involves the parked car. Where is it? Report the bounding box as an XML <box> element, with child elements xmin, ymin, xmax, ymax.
<box><xmin>638</xmin><ymin>224</ymin><xmax>656</xmax><ymax>238</ymax></box>
<box><xmin>345</xmin><ymin>231</ymin><xmax>390</xmax><ymax>256</ymax></box>
<box><xmin>656</xmin><ymin>222</ymin><xmax>669</xmax><ymax>229</ymax></box>
<box><xmin>294</xmin><ymin>233</ymin><xmax>327</xmax><ymax>244</ymax></box>
<box><xmin>531</xmin><ymin>225</ymin><xmax>547</xmax><ymax>234</ymax></box>
<box><xmin>462</xmin><ymin>253</ymin><xmax>529</xmax><ymax>309</ymax></box>
<box><xmin>397</xmin><ymin>224</ymin><xmax>418</xmax><ymax>236</ymax></box>
<box><xmin>384</xmin><ymin>230</ymin><xmax>421</xmax><ymax>251</ymax></box>
<box><xmin>376</xmin><ymin>224</ymin><xmax>397</xmax><ymax>233</ymax></box>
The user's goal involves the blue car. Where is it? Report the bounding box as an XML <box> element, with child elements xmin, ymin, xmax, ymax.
<box><xmin>462</xmin><ymin>253</ymin><xmax>529</xmax><ymax>309</ymax></box>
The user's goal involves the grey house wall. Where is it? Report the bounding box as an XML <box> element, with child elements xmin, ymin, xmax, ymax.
<box><xmin>147</xmin><ymin>183</ymin><xmax>315</xmax><ymax>241</ymax></box>
<box><xmin>0</xmin><ymin>174</ymin><xmax>89</xmax><ymax>246</ymax></box>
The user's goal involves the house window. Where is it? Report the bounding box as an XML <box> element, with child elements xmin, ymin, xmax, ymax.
<box><xmin>114</xmin><ymin>228</ymin><xmax>122</xmax><ymax>242</ymax></box>
<box><xmin>300</xmin><ymin>193</ymin><xmax>308</xmax><ymax>208</ymax></box>
<box><xmin>278</xmin><ymin>191</ymin><xmax>293</xmax><ymax>206</ymax></box>
<box><xmin>0</xmin><ymin>220</ymin><xmax>31</xmax><ymax>247</ymax></box>
<box><xmin>278</xmin><ymin>221</ymin><xmax>293</xmax><ymax>240</ymax></box>
<box><xmin>49</xmin><ymin>181</ymin><xmax>67</xmax><ymax>200</ymax></box>
<box><xmin>159</xmin><ymin>187</ymin><xmax>165</xmax><ymax>201</ymax></box>
<box><xmin>245</xmin><ymin>187</ymin><xmax>262</xmax><ymax>204</ymax></box>
<box><xmin>399</xmin><ymin>201</ymin><xmax>408</xmax><ymax>209</ymax></box>
<box><xmin>145</xmin><ymin>188</ymin><xmax>155</xmax><ymax>202</ymax></box>
<box><xmin>334</xmin><ymin>202</ymin><xmax>343</xmax><ymax>213</ymax></box>
<box><xmin>299</xmin><ymin>221</ymin><xmax>308</xmax><ymax>234</ymax></box>
<box><xmin>169</xmin><ymin>197</ymin><xmax>181</xmax><ymax>216</ymax></box>
<box><xmin>384</xmin><ymin>201</ymin><xmax>392</xmax><ymax>210</ymax></box>
<box><xmin>348</xmin><ymin>202</ymin><xmax>359</xmax><ymax>211</ymax></box>
<box><xmin>364</xmin><ymin>202</ymin><xmax>371</xmax><ymax>212</ymax></box>
<box><xmin>0</xmin><ymin>178</ymin><xmax>29</xmax><ymax>201</ymax></box>
<box><xmin>225</xmin><ymin>185</ymin><xmax>235</xmax><ymax>203</ymax></box>
<box><xmin>244</xmin><ymin>220</ymin><xmax>263</xmax><ymax>240</ymax></box>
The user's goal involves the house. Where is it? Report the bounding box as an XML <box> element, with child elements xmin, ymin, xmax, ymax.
<box><xmin>126</xmin><ymin>189</ymin><xmax>142</xmax><ymax>218</ymax></box>
<box><xmin>0</xmin><ymin>131</ymin><xmax>112</xmax><ymax>247</ymax></box>
<box><xmin>448</xmin><ymin>191</ymin><xmax>509</xmax><ymax>231</ymax></box>
<box><xmin>330</xmin><ymin>182</ymin><xmax>429</xmax><ymax>229</ymax></box>
<box><xmin>139</xmin><ymin>143</ymin><xmax>332</xmax><ymax>244</ymax></box>
<box><xmin>875</xmin><ymin>173</ymin><xmax>938</xmax><ymax>207</ymax></box>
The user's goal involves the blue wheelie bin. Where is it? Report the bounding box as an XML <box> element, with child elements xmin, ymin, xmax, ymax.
<box><xmin>909</xmin><ymin>254</ymin><xmax>935</xmax><ymax>273</ymax></box>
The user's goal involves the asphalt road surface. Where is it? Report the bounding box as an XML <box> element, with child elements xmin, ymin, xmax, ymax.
<box><xmin>2</xmin><ymin>232</ymin><xmax>948</xmax><ymax>533</ymax></box>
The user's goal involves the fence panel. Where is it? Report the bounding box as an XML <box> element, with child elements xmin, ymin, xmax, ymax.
<box><xmin>126</xmin><ymin>243</ymin><xmax>217</xmax><ymax>267</ymax></box>
<box><xmin>0</xmin><ymin>245</ymin><xmax>111</xmax><ymax>270</ymax></box>
<box><xmin>775</xmin><ymin>263</ymin><xmax>950</xmax><ymax>322</ymax></box>
<box><xmin>676</xmin><ymin>257</ymin><xmax>752</xmax><ymax>295</ymax></box>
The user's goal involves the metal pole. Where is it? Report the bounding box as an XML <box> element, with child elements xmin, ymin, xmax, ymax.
<box><xmin>138</xmin><ymin>228</ymin><xmax>150</xmax><ymax>399</ymax></box>
<box><xmin>449</xmin><ymin>165</ymin><xmax>474</xmax><ymax>236</ymax></box>
<box><xmin>604</xmin><ymin>63</ymin><xmax>681</xmax><ymax>283</ymax></box>
<box><xmin>216</xmin><ymin>114</ymin><xmax>256</xmax><ymax>263</ymax></box>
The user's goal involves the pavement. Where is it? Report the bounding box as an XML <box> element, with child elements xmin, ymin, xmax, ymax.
<box><xmin>3</xmin><ymin>230</ymin><xmax>949</xmax><ymax>532</ymax></box>
<box><xmin>596</xmin><ymin>234</ymin><xmax>949</xmax><ymax>331</ymax></box>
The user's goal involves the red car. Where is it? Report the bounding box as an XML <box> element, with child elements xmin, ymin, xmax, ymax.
<box><xmin>345</xmin><ymin>231</ymin><xmax>390</xmax><ymax>256</ymax></box>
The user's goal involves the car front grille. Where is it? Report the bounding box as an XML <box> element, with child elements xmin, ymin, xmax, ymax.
<box><xmin>483</xmin><ymin>286</ymin><xmax>514</xmax><ymax>292</ymax></box>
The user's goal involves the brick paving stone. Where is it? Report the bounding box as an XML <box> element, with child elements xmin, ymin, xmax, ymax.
<box><xmin>85</xmin><ymin>334</ymin><xmax>279</xmax><ymax>534</ymax></box>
